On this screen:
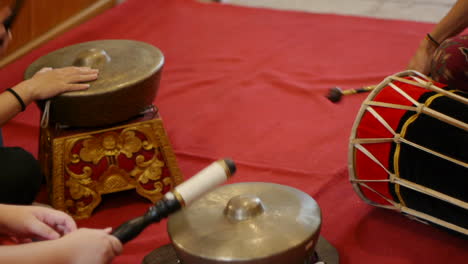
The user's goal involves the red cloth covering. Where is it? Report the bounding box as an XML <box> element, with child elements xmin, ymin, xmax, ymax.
<box><xmin>0</xmin><ymin>0</ymin><xmax>466</xmax><ymax>263</ymax></box>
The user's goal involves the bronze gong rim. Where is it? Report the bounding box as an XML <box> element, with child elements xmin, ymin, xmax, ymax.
<box><xmin>24</xmin><ymin>39</ymin><xmax>164</xmax><ymax>127</ymax></box>
<box><xmin>167</xmin><ymin>182</ymin><xmax>322</xmax><ymax>262</ymax></box>
<box><xmin>24</xmin><ymin>39</ymin><xmax>164</xmax><ymax>96</ymax></box>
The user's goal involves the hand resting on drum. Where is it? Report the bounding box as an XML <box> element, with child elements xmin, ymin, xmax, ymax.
<box><xmin>0</xmin><ymin>66</ymin><xmax>98</xmax><ymax>126</ymax></box>
<box><xmin>0</xmin><ymin>204</ymin><xmax>122</xmax><ymax>264</ymax></box>
<box><xmin>407</xmin><ymin>0</ymin><xmax>468</xmax><ymax>75</ymax></box>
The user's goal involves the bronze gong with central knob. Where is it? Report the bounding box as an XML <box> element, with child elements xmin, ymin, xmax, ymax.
<box><xmin>24</xmin><ymin>39</ymin><xmax>164</xmax><ymax>127</ymax></box>
<box><xmin>165</xmin><ymin>182</ymin><xmax>324</xmax><ymax>264</ymax></box>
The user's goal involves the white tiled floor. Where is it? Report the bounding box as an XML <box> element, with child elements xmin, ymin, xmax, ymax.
<box><xmin>199</xmin><ymin>0</ymin><xmax>456</xmax><ymax>23</ymax></box>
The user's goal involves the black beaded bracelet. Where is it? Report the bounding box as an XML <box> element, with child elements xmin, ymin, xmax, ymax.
<box><xmin>6</xmin><ymin>88</ymin><xmax>26</xmax><ymax>112</ymax></box>
<box><xmin>426</xmin><ymin>33</ymin><xmax>440</xmax><ymax>47</ymax></box>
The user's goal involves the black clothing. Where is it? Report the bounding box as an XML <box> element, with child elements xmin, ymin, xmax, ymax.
<box><xmin>0</xmin><ymin>147</ymin><xmax>42</xmax><ymax>204</ymax></box>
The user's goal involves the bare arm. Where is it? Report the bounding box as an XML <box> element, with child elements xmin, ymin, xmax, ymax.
<box><xmin>0</xmin><ymin>240</ymin><xmax>72</xmax><ymax>264</ymax></box>
<box><xmin>0</xmin><ymin>228</ymin><xmax>122</xmax><ymax>264</ymax></box>
<box><xmin>407</xmin><ymin>0</ymin><xmax>468</xmax><ymax>74</ymax></box>
<box><xmin>0</xmin><ymin>204</ymin><xmax>121</xmax><ymax>264</ymax></box>
<box><xmin>0</xmin><ymin>7</ymin><xmax>98</xmax><ymax>127</ymax></box>
<box><xmin>429</xmin><ymin>0</ymin><xmax>468</xmax><ymax>42</ymax></box>
<box><xmin>0</xmin><ymin>67</ymin><xmax>98</xmax><ymax>126</ymax></box>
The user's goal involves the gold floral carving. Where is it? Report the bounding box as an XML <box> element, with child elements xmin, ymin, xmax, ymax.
<box><xmin>97</xmin><ymin>165</ymin><xmax>134</xmax><ymax>194</ymax></box>
<box><xmin>138</xmin><ymin>158</ymin><xmax>164</xmax><ymax>184</ymax></box>
<box><xmin>100</xmin><ymin>175</ymin><xmax>131</xmax><ymax>193</ymax></box>
<box><xmin>79</xmin><ymin>131</ymin><xmax>143</xmax><ymax>164</ymax></box>
<box><xmin>66</xmin><ymin>177</ymin><xmax>95</xmax><ymax>200</ymax></box>
<box><xmin>41</xmin><ymin>117</ymin><xmax>184</xmax><ymax>219</ymax></box>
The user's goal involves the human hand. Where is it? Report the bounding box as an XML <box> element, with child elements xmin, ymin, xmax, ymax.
<box><xmin>28</xmin><ymin>66</ymin><xmax>99</xmax><ymax>100</ymax></box>
<box><xmin>0</xmin><ymin>204</ymin><xmax>77</xmax><ymax>241</ymax></box>
<box><xmin>55</xmin><ymin>228</ymin><xmax>123</xmax><ymax>264</ymax></box>
<box><xmin>0</xmin><ymin>6</ymin><xmax>12</xmax><ymax>53</ymax></box>
<box><xmin>407</xmin><ymin>38</ymin><xmax>437</xmax><ymax>75</ymax></box>
<box><xmin>12</xmin><ymin>66</ymin><xmax>99</xmax><ymax>106</ymax></box>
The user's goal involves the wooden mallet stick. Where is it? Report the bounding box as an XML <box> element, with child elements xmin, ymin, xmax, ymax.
<box><xmin>326</xmin><ymin>85</ymin><xmax>376</xmax><ymax>103</ymax></box>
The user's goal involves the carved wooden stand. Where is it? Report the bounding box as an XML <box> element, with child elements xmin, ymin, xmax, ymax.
<box><xmin>39</xmin><ymin>108</ymin><xmax>183</xmax><ymax>219</ymax></box>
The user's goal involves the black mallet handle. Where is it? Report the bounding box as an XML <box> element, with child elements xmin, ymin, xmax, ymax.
<box><xmin>112</xmin><ymin>197</ymin><xmax>180</xmax><ymax>243</ymax></box>
<box><xmin>112</xmin><ymin>159</ymin><xmax>237</xmax><ymax>244</ymax></box>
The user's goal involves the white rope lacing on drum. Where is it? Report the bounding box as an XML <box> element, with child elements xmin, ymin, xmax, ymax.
<box><xmin>388</xmin><ymin>82</ymin><xmax>420</xmax><ymax>106</ymax></box>
<box><xmin>365</xmin><ymin>101</ymin><xmax>417</xmax><ymax>111</ymax></box>
<box><xmin>365</xmin><ymin>106</ymin><xmax>397</xmax><ymax>134</ymax></box>
<box><xmin>365</xmin><ymin>101</ymin><xmax>468</xmax><ymax>132</ymax></box>
<box><xmin>356</xmin><ymin>177</ymin><xmax>468</xmax><ymax>235</ymax></box>
<box><xmin>351</xmin><ymin>74</ymin><xmax>468</xmax><ymax>211</ymax></box>
<box><xmin>397</xmin><ymin>137</ymin><xmax>467</xmax><ymax>168</ymax></box>
<box><xmin>401</xmin><ymin>207</ymin><xmax>468</xmax><ymax>235</ymax></box>
<box><xmin>353</xmin><ymin>132</ymin><xmax>468</xmax><ymax>210</ymax></box>
<box><xmin>393</xmin><ymin>75</ymin><xmax>468</xmax><ymax>105</ymax></box>
<box><xmin>353</xmin><ymin>143</ymin><xmax>394</xmax><ymax>177</ymax></box>
<box><xmin>358</xmin><ymin>100</ymin><xmax>467</xmax><ymax>168</ymax></box>
<box><xmin>353</xmin><ymin>182</ymin><xmax>401</xmax><ymax>210</ymax></box>
<box><xmin>411</xmin><ymin>76</ymin><xmax>468</xmax><ymax>131</ymax></box>
<box><xmin>40</xmin><ymin>100</ymin><xmax>51</xmax><ymax>128</ymax></box>
<box><xmin>395</xmin><ymin>177</ymin><xmax>468</xmax><ymax>210</ymax></box>
<box><xmin>365</xmin><ymin>82</ymin><xmax>468</xmax><ymax>131</ymax></box>
<box><xmin>351</xmin><ymin>138</ymin><xmax>393</xmax><ymax>144</ymax></box>
<box><xmin>350</xmin><ymin>71</ymin><xmax>468</xmax><ymax>235</ymax></box>
<box><xmin>355</xmin><ymin>102</ymin><xmax>467</xmax><ymax>174</ymax></box>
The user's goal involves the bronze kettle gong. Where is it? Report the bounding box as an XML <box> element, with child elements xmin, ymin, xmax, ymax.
<box><xmin>167</xmin><ymin>182</ymin><xmax>323</xmax><ymax>264</ymax></box>
<box><xmin>24</xmin><ymin>39</ymin><xmax>164</xmax><ymax>127</ymax></box>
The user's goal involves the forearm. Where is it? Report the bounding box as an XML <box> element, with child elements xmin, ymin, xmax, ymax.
<box><xmin>0</xmin><ymin>241</ymin><xmax>70</xmax><ymax>264</ymax></box>
<box><xmin>0</xmin><ymin>67</ymin><xmax>98</xmax><ymax>126</ymax></box>
<box><xmin>430</xmin><ymin>0</ymin><xmax>468</xmax><ymax>42</ymax></box>
<box><xmin>0</xmin><ymin>80</ymin><xmax>35</xmax><ymax>126</ymax></box>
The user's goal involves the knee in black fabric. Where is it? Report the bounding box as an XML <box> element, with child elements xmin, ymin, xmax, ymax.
<box><xmin>0</xmin><ymin>147</ymin><xmax>43</xmax><ymax>205</ymax></box>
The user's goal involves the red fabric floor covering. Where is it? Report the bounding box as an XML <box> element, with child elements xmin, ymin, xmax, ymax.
<box><xmin>1</xmin><ymin>0</ymin><xmax>466</xmax><ymax>263</ymax></box>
